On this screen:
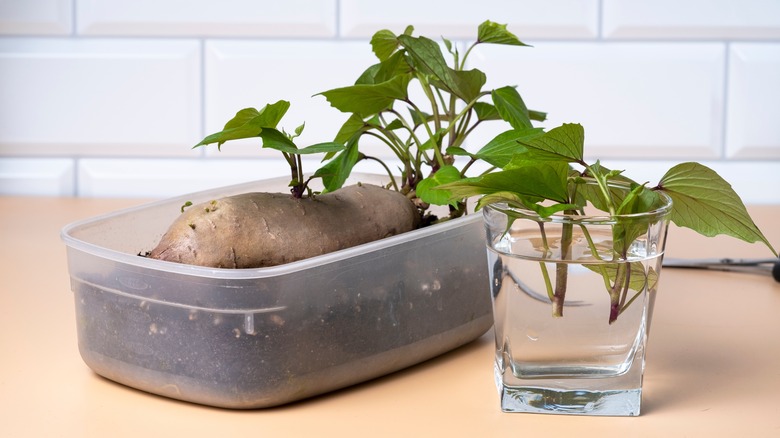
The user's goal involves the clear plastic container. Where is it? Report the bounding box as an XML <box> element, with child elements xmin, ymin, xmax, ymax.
<box><xmin>61</xmin><ymin>174</ymin><xmax>492</xmax><ymax>408</ymax></box>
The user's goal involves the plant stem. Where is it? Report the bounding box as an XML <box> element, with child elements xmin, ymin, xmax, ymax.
<box><xmin>364</xmin><ymin>131</ymin><xmax>406</xmax><ymax>161</ymax></box>
<box><xmin>459</xmin><ymin>157</ymin><xmax>477</xmax><ymax>177</ymax></box>
<box><xmin>460</xmin><ymin>42</ymin><xmax>479</xmax><ymax>70</ymax></box>
<box><xmin>551</xmin><ymin>220</ymin><xmax>573</xmax><ymax>317</ymax></box>
<box><xmin>285</xmin><ymin>152</ymin><xmax>305</xmax><ymax>199</ymax></box>
<box><xmin>362</xmin><ymin>155</ymin><xmax>399</xmax><ymax>191</ymax></box>
<box><xmin>608</xmin><ymin>263</ymin><xmax>629</xmax><ymax>324</ymax></box>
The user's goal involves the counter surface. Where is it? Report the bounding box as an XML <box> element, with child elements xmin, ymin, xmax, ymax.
<box><xmin>1</xmin><ymin>197</ymin><xmax>778</xmax><ymax>437</ymax></box>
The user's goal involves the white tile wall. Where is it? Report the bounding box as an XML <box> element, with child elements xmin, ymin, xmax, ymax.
<box><xmin>726</xmin><ymin>43</ymin><xmax>780</xmax><ymax>159</ymax></box>
<box><xmin>204</xmin><ymin>40</ymin><xmax>379</xmax><ymax>158</ymax></box>
<box><xmin>603</xmin><ymin>0</ymin><xmax>780</xmax><ymax>39</ymax></box>
<box><xmin>76</xmin><ymin>0</ymin><xmax>337</xmax><ymax>37</ymax></box>
<box><xmin>0</xmin><ymin>158</ymin><xmax>74</xmax><ymax>196</ymax></box>
<box><xmin>0</xmin><ymin>38</ymin><xmax>201</xmax><ymax>157</ymax></box>
<box><xmin>340</xmin><ymin>0</ymin><xmax>599</xmax><ymax>39</ymax></box>
<box><xmin>470</xmin><ymin>42</ymin><xmax>725</xmax><ymax>159</ymax></box>
<box><xmin>0</xmin><ymin>0</ymin><xmax>777</xmax><ymax>204</ymax></box>
<box><xmin>0</xmin><ymin>0</ymin><xmax>72</xmax><ymax>35</ymax></box>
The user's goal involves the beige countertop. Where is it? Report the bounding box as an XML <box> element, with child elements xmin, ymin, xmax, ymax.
<box><xmin>1</xmin><ymin>196</ymin><xmax>779</xmax><ymax>437</ymax></box>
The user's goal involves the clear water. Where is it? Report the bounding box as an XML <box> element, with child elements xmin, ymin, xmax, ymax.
<box><xmin>487</xmin><ymin>229</ymin><xmax>663</xmax><ymax>416</ymax></box>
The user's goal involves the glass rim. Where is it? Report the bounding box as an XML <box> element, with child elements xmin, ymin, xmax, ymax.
<box><xmin>482</xmin><ymin>178</ymin><xmax>674</xmax><ymax>224</ymax></box>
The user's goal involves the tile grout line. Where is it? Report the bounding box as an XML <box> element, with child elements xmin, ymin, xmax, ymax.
<box><xmin>597</xmin><ymin>0</ymin><xmax>604</xmax><ymax>40</ymax></box>
<box><xmin>720</xmin><ymin>42</ymin><xmax>731</xmax><ymax>160</ymax></box>
<box><xmin>199</xmin><ymin>38</ymin><xmax>207</xmax><ymax>159</ymax></box>
<box><xmin>71</xmin><ymin>0</ymin><xmax>78</xmax><ymax>36</ymax></box>
<box><xmin>335</xmin><ymin>0</ymin><xmax>341</xmax><ymax>38</ymax></box>
<box><xmin>74</xmin><ymin>157</ymin><xmax>81</xmax><ymax>196</ymax></box>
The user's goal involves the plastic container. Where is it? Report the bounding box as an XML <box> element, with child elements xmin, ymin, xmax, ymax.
<box><xmin>61</xmin><ymin>174</ymin><xmax>492</xmax><ymax>409</ymax></box>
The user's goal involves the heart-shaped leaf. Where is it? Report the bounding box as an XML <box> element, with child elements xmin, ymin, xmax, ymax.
<box><xmin>318</xmin><ymin>74</ymin><xmax>411</xmax><ymax>116</ymax></box>
<box><xmin>492</xmin><ymin>86</ymin><xmax>532</xmax><ymax>129</ymax></box>
<box><xmin>518</xmin><ymin>123</ymin><xmax>585</xmax><ymax>163</ymax></box>
<box><xmin>398</xmin><ymin>34</ymin><xmax>486</xmax><ymax>102</ymax></box>
<box><xmin>195</xmin><ymin>101</ymin><xmax>291</xmax><ymax>149</ymax></box>
<box><xmin>477</xmin><ymin>20</ymin><xmax>530</xmax><ymax>47</ymax></box>
<box><xmin>475</xmin><ymin>128</ymin><xmax>544</xmax><ymax>167</ymax></box>
<box><xmin>416</xmin><ymin>165</ymin><xmax>463</xmax><ymax>206</ymax></box>
<box><xmin>370</xmin><ymin>29</ymin><xmax>399</xmax><ymax>61</ymax></box>
<box><xmin>314</xmin><ymin>139</ymin><xmax>361</xmax><ymax>193</ymax></box>
<box><xmin>659</xmin><ymin>162</ymin><xmax>776</xmax><ymax>254</ymax></box>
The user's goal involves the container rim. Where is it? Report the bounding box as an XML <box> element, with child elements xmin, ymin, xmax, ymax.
<box><xmin>61</xmin><ymin>173</ymin><xmax>483</xmax><ymax>279</ymax></box>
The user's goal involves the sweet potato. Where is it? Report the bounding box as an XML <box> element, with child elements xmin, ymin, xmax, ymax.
<box><xmin>148</xmin><ymin>184</ymin><xmax>420</xmax><ymax>268</ymax></box>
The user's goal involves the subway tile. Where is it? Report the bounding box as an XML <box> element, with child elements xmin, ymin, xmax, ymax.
<box><xmin>340</xmin><ymin>0</ymin><xmax>598</xmax><ymax>39</ymax></box>
<box><xmin>204</xmin><ymin>39</ymin><xmax>389</xmax><ymax>158</ymax></box>
<box><xmin>78</xmin><ymin>158</ymin><xmax>282</xmax><ymax>198</ymax></box>
<box><xmin>467</xmin><ymin>42</ymin><xmax>725</xmax><ymax>159</ymax></box>
<box><xmin>603</xmin><ymin>0</ymin><xmax>780</xmax><ymax>39</ymax></box>
<box><xmin>0</xmin><ymin>0</ymin><xmax>72</xmax><ymax>35</ymax></box>
<box><xmin>726</xmin><ymin>44</ymin><xmax>780</xmax><ymax>159</ymax></box>
<box><xmin>76</xmin><ymin>0</ymin><xmax>336</xmax><ymax>37</ymax></box>
<box><xmin>0</xmin><ymin>158</ymin><xmax>74</xmax><ymax>196</ymax></box>
<box><xmin>0</xmin><ymin>38</ymin><xmax>201</xmax><ymax>157</ymax></box>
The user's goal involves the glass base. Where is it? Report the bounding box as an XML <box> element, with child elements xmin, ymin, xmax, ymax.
<box><xmin>497</xmin><ymin>383</ymin><xmax>642</xmax><ymax>416</ymax></box>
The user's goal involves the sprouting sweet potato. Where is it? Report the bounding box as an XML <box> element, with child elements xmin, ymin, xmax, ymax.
<box><xmin>148</xmin><ymin>184</ymin><xmax>420</xmax><ymax>268</ymax></box>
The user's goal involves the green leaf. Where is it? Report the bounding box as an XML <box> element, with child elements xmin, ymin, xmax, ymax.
<box><xmin>358</xmin><ymin>50</ymin><xmax>414</xmax><ymax>86</ymax></box>
<box><xmin>441</xmin><ymin>161</ymin><xmax>572</xmax><ymax>206</ymax></box>
<box><xmin>384</xmin><ymin>119</ymin><xmax>405</xmax><ymax>131</ymax></box>
<box><xmin>314</xmin><ymin>139</ymin><xmax>361</xmax><ymax>193</ymax></box>
<box><xmin>471</xmin><ymin>191</ymin><xmax>528</xmax><ymax>211</ymax></box>
<box><xmin>492</xmin><ymin>86</ymin><xmax>532</xmax><ymax>129</ymax></box>
<box><xmin>445</xmin><ymin>146</ymin><xmax>474</xmax><ymax>158</ymax></box>
<box><xmin>473</xmin><ymin>102</ymin><xmax>501</xmax><ymax>121</ymax></box>
<box><xmin>293</xmin><ymin>122</ymin><xmax>305</xmax><ymax>137</ymax></box>
<box><xmin>474</xmin><ymin>128</ymin><xmax>544</xmax><ymax>168</ymax></box>
<box><xmin>398</xmin><ymin>34</ymin><xmax>447</xmax><ymax>75</ymax></box>
<box><xmin>221</xmin><ymin>107</ymin><xmax>262</xmax><ymax>131</ymax></box>
<box><xmin>477</xmin><ymin>20</ymin><xmax>530</xmax><ymax>46</ymax></box>
<box><xmin>416</xmin><ymin>165</ymin><xmax>462</xmax><ymax>206</ymax></box>
<box><xmin>518</xmin><ymin>123</ymin><xmax>585</xmax><ymax>163</ymax></box>
<box><xmin>529</xmin><ymin>110</ymin><xmax>547</xmax><ymax>122</ymax></box>
<box><xmin>257</xmin><ymin>128</ymin><xmax>297</xmax><ymax>153</ymax></box>
<box><xmin>318</xmin><ymin>74</ymin><xmax>411</xmax><ymax>116</ymax></box>
<box><xmin>195</xmin><ymin>101</ymin><xmax>291</xmax><ymax>149</ymax></box>
<box><xmin>223</xmin><ymin>101</ymin><xmax>290</xmax><ymax>131</ymax></box>
<box><xmin>576</xmin><ymin>162</ymin><xmax>620</xmax><ymax>209</ymax></box>
<box><xmin>408</xmin><ymin>107</ymin><xmax>432</xmax><ymax>126</ymax></box>
<box><xmin>251</xmin><ymin>100</ymin><xmax>290</xmax><ymax>129</ymax></box>
<box><xmin>658</xmin><ymin>162</ymin><xmax>776</xmax><ymax>255</ymax></box>
<box><xmin>615</xmin><ymin>183</ymin><xmax>662</xmax><ymax>216</ymax></box>
<box><xmin>419</xmin><ymin>128</ymin><xmax>448</xmax><ymax>151</ymax></box>
<box><xmin>575</xmin><ymin>178</ymin><xmax>648</xmax><ymax>215</ymax></box>
<box><xmin>475</xmin><ymin>192</ymin><xmax>575</xmax><ymax>216</ymax></box>
<box><xmin>355</xmin><ymin>63</ymin><xmax>381</xmax><ymax>85</ymax></box>
<box><xmin>374</xmin><ymin>50</ymin><xmax>413</xmax><ymax>83</ymax></box>
<box><xmin>586</xmin><ymin>262</ymin><xmax>650</xmax><ymax>292</ymax></box>
<box><xmin>450</xmin><ymin>68</ymin><xmax>487</xmax><ymax>103</ymax></box>
<box><xmin>442</xmin><ymin>37</ymin><xmax>456</xmax><ymax>57</ymax></box>
<box><xmin>398</xmin><ymin>34</ymin><xmax>486</xmax><ymax>102</ymax></box>
<box><xmin>334</xmin><ymin>114</ymin><xmax>366</xmax><ymax>144</ymax></box>
<box><xmin>293</xmin><ymin>142</ymin><xmax>346</xmax><ymax>155</ymax></box>
<box><xmin>370</xmin><ymin>29</ymin><xmax>399</xmax><ymax>61</ymax></box>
